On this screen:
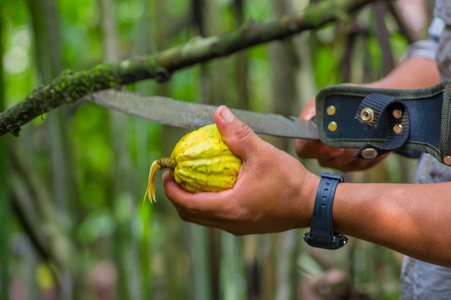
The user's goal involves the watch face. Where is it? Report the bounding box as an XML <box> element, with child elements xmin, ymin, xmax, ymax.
<box><xmin>303</xmin><ymin>233</ymin><xmax>348</xmax><ymax>250</ymax></box>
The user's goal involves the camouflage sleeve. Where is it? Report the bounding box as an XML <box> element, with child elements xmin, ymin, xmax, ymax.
<box><xmin>401</xmin><ymin>17</ymin><xmax>445</xmax><ymax>63</ymax></box>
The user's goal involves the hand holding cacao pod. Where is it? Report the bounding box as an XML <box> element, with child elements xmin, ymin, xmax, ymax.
<box><xmin>163</xmin><ymin>106</ymin><xmax>320</xmax><ymax>235</ymax></box>
<box><xmin>144</xmin><ymin>124</ymin><xmax>242</xmax><ymax>202</ymax></box>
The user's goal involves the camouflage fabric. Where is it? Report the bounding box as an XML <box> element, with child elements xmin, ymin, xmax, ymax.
<box><xmin>401</xmin><ymin>1</ymin><xmax>451</xmax><ymax>299</ymax></box>
<box><xmin>434</xmin><ymin>0</ymin><xmax>451</xmax><ymax>27</ymax></box>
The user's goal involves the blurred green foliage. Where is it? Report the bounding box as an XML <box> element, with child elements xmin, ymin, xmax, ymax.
<box><xmin>1</xmin><ymin>0</ymin><xmax>428</xmax><ymax>299</ymax></box>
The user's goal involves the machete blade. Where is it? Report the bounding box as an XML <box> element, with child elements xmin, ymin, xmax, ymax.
<box><xmin>84</xmin><ymin>89</ymin><xmax>318</xmax><ymax>140</ymax></box>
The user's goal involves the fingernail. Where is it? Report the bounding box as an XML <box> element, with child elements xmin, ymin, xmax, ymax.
<box><xmin>220</xmin><ymin>106</ymin><xmax>234</xmax><ymax>123</ymax></box>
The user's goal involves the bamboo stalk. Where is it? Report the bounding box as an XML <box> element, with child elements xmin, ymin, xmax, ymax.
<box><xmin>132</xmin><ymin>1</ymin><xmax>155</xmax><ymax>299</ymax></box>
<box><xmin>189</xmin><ymin>1</ymin><xmax>215</xmax><ymax>299</ymax></box>
<box><xmin>10</xmin><ymin>140</ymin><xmax>79</xmax><ymax>279</ymax></box>
<box><xmin>98</xmin><ymin>0</ymin><xmax>134</xmax><ymax>298</ymax></box>
<box><xmin>0</xmin><ymin>0</ymin><xmax>380</xmax><ymax>137</ymax></box>
<box><xmin>0</xmin><ymin>8</ymin><xmax>10</xmax><ymax>299</ymax></box>
<box><xmin>190</xmin><ymin>224</ymin><xmax>212</xmax><ymax>300</ymax></box>
<box><xmin>220</xmin><ymin>232</ymin><xmax>247</xmax><ymax>300</ymax></box>
<box><xmin>373</xmin><ymin>1</ymin><xmax>395</xmax><ymax>76</ymax></box>
<box><xmin>233</xmin><ymin>0</ymin><xmax>250</xmax><ymax>110</ymax></box>
<box><xmin>270</xmin><ymin>1</ymin><xmax>300</xmax><ymax>296</ymax></box>
<box><xmin>25</xmin><ymin>1</ymin><xmax>82</xmax><ymax>298</ymax></box>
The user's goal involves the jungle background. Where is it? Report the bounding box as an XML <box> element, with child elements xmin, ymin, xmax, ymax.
<box><xmin>0</xmin><ymin>0</ymin><xmax>434</xmax><ymax>299</ymax></box>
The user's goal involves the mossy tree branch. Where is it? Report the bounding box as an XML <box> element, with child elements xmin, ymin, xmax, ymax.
<box><xmin>0</xmin><ymin>0</ymin><xmax>379</xmax><ymax>137</ymax></box>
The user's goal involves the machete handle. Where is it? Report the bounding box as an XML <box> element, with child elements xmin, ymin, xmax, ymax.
<box><xmin>315</xmin><ymin>80</ymin><xmax>451</xmax><ymax>165</ymax></box>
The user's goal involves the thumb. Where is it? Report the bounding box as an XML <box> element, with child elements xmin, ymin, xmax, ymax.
<box><xmin>214</xmin><ymin>105</ymin><xmax>261</xmax><ymax>160</ymax></box>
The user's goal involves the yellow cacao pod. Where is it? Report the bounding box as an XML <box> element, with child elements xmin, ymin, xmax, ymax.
<box><xmin>144</xmin><ymin>124</ymin><xmax>242</xmax><ymax>202</ymax></box>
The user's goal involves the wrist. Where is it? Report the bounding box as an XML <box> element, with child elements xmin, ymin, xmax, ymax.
<box><xmin>303</xmin><ymin>172</ymin><xmax>348</xmax><ymax>249</ymax></box>
<box><xmin>295</xmin><ymin>171</ymin><xmax>320</xmax><ymax>228</ymax></box>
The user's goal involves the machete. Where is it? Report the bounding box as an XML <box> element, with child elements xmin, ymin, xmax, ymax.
<box><xmin>84</xmin><ymin>80</ymin><xmax>451</xmax><ymax>165</ymax></box>
<box><xmin>85</xmin><ymin>89</ymin><xmax>319</xmax><ymax>140</ymax></box>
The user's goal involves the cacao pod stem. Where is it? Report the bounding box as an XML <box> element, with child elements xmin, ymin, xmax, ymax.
<box><xmin>143</xmin><ymin>158</ymin><xmax>176</xmax><ymax>203</ymax></box>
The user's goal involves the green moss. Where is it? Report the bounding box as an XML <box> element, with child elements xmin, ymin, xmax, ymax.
<box><xmin>144</xmin><ymin>56</ymin><xmax>171</xmax><ymax>83</ymax></box>
<box><xmin>11</xmin><ymin>127</ymin><xmax>21</xmax><ymax>137</ymax></box>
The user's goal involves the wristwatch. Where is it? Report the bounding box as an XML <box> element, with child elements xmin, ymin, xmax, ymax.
<box><xmin>303</xmin><ymin>172</ymin><xmax>348</xmax><ymax>249</ymax></box>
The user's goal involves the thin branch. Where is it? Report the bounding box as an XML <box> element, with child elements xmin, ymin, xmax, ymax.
<box><xmin>10</xmin><ymin>140</ymin><xmax>80</xmax><ymax>275</ymax></box>
<box><xmin>10</xmin><ymin>177</ymin><xmax>52</xmax><ymax>263</ymax></box>
<box><xmin>0</xmin><ymin>0</ymin><xmax>380</xmax><ymax>137</ymax></box>
<box><xmin>386</xmin><ymin>0</ymin><xmax>415</xmax><ymax>44</ymax></box>
<box><xmin>373</xmin><ymin>1</ymin><xmax>395</xmax><ymax>75</ymax></box>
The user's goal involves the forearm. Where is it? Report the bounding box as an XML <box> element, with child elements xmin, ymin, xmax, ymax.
<box><xmin>330</xmin><ymin>57</ymin><xmax>444</xmax><ymax>263</ymax></box>
<box><xmin>333</xmin><ymin>181</ymin><xmax>451</xmax><ymax>267</ymax></box>
<box><xmin>365</xmin><ymin>56</ymin><xmax>440</xmax><ymax>89</ymax></box>
<box><xmin>300</xmin><ymin>57</ymin><xmax>439</xmax><ymax>120</ymax></box>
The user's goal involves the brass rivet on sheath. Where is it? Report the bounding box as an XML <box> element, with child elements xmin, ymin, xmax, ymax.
<box><xmin>444</xmin><ymin>156</ymin><xmax>451</xmax><ymax>166</ymax></box>
<box><xmin>393</xmin><ymin>109</ymin><xmax>403</xmax><ymax>119</ymax></box>
<box><xmin>361</xmin><ymin>148</ymin><xmax>378</xmax><ymax>159</ymax></box>
<box><xmin>393</xmin><ymin>124</ymin><xmax>403</xmax><ymax>134</ymax></box>
<box><xmin>328</xmin><ymin>121</ymin><xmax>338</xmax><ymax>132</ymax></box>
<box><xmin>360</xmin><ymin>107</ymin><xmax>374</xmax><ymax>123</ymax></box>
<box><xmin>327</xmin><ymin>105</ymin><xmax>336</xmax><ymax>116</ymax></box>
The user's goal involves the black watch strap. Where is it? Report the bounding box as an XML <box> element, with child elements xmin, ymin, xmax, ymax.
<box><xmin>303</xmin><ymin>172</ymin><xmax>348</xmax><ymax>249</ymax></box>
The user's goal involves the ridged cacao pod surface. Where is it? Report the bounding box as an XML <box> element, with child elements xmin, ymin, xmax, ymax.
<box><xmin>144</xmin><ymin>124</ymin><xmax>242</xmax><ymax>202</ymax></box>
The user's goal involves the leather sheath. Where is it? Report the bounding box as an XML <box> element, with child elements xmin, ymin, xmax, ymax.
<box><xmin>315</xmin><ymin>80</ymin><xmax>451</xmax><ymax>165</ymax></box>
